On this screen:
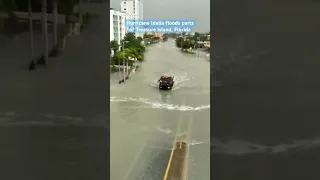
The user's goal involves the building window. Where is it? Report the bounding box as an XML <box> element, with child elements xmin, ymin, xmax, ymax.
<box><xmin>124</xmin><ymin>8</ymin><xmax>126</xmax><ymax>10</ymax></box>
<box><xmin>124</xmin><ymin>2</ymin><xmax>126</xmax><ymax>4</ymax></box>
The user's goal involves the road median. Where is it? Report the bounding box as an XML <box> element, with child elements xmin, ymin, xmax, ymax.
<box><xmin>163</xmin><ymin>140</ymin><xmax>187</xmax><ymax>180</ymax></box>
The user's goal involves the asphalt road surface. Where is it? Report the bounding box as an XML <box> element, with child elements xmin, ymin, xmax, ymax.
<box><xmin>211</xmin><ymin>1</ymin><xmax>320</xmax><ymax>179</ymax></box>
<box><xmin>110</xmin><ymin>39</ymin><xmax>210</xmax><ymax>180</ymax></box>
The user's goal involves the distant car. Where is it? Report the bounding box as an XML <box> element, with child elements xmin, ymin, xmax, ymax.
<box><xmin>158</xmin><ymin>76</ymin><xmax>174</xmax><ymax>90</ymax></box>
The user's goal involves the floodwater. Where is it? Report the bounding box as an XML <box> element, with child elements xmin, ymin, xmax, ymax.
<box><xmin>0</xmin><ymin>3</ymin><xmax>109</xmax><ymax>180</ymax></box>
<box><xmin>211</xmin><ymin>1</ymin><xmax>320</xmax><ymax>179</ymax></box>
<box><xmin>110</xmin><ymin>39</ymin><xmax>210</xmax><ymax>179</ymax></box>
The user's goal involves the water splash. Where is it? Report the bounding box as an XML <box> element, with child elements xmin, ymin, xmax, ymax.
<box><xmin>155</xmin><ymin>126</ymin><xmax>173</xmax><ymax>135</ymax></box>
<box><xmin>110</xmin><ymin>96</ymin><xmax>210</xmax><ymax>111</ymax></box>
<box><xmin>149</xmin><ymin>71</ymin><xmax>193</xmax><ymax>91</ymax></box>
<box><xmin>167</xmin><ymin>137</ymin><xmax>320</xmax><ymax>155</ymax></box>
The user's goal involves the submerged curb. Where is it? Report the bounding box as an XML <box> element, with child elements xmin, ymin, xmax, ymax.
<box><xmin>118</xmin><ymin>67</ymin><xmax>136</xmax><ymax>84</ymax></box>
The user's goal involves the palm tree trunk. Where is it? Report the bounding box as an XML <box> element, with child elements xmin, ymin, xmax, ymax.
<box><xmin>28</xmin><ymin>0</ymin><xmax>34</xmax><ymax>59</ymax></box>
<box><xmin>28</xmin><ymin>0</ymin><xmax>35</xmax><ymax>70</ymax></box>
<box><xmin>118</xmin><ymin>59</ymin><xmax>121</xmax><ymax>80</ymax></box>
<box><xmin>52</xmin><ymin>0</ymin><xmax>58</xmax><ymax>47</ymax></box>
<box><xmin>42</xmin><ymin>0</ymin><xmax>48</xmax><ymax>65</ymax></box>
<box><xmin>124</xmin><ymin>59</ymin><xmax>127</xmax><ymax>77</ymax></box>
<box><xmin>78</xmin><ymin>0</ymin><xmax>82</xmax><ymax>25</ymax></box>
<box><xmin>126</xmin><ymin>60</ymin><xmax>129</xmax><ymax>77</ymax></box>
<box><xmin>125</xmin><ymin>60</ymin><xmax>127</xmax><ymax>77</ymax></box>
<box><xmin>123</xmin><ymin>59</ymin><xmax>125</xmax><ymax>82</ymax></box>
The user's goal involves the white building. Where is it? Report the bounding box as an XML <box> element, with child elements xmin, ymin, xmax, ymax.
<box><xmin>110</xmin><ymin>8</ymin><xmax>126</xmax><ymax>46</ymax></box>
<box><xmin>120</xmin><ymin>0</ymin><xmax>143</xmax><ymax>37</ymax></box>
<box><xmin>139</xmin><ymin>1</ymin><xmax>143</xmax><ymax>20</ymax></box>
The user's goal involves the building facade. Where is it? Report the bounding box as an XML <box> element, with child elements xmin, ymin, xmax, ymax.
<box><xmin>110</xmin><ymin>8</ymin><xmax>126</xmax><ymax>45</ymax></box>
<box><xmin>153</xmin><ymin>33</ymin><xmax>163</xmax><ymax>40</ymax></box>
<box><xmin>120</xmin><ymin>0</ymin><xmax>143</xmax><ymax>37</ymax></box>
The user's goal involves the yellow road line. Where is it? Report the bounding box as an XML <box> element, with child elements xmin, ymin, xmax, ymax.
<box><xmin>179</xmin><ymin>140</ymin><xmax>183</xmax><ymax>149</ymax></box>
<box><xmin>164</xmin><ymin>112</ymin><xmax>184</xmax><ymax>179</ymax></box>
<box><xmin>163</xmin><ymin>141</ymin><xmax>176</xmax><ymax>180</ymax></box>
<box><xmin>163</xmin><ymin>99</ymin><xmax>186</xmax><ymax>180</ymax></box>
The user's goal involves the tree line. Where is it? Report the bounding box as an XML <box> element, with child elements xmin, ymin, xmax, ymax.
<box><xmin>110</xmin><ymin>33</ymin><xmax>146</xmax><ymax>70</ymax></box>
<box><xmin>109</xmin><ymin>32</ymin><xmax>170</xmax><ymax>71</ymax></box>
<box><xmin>175</xmin><ymin>32</ymin><xmax>210</xmax><ymax>49</ymax></box>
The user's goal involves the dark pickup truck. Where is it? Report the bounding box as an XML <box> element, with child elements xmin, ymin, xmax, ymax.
<box><xmin>158</xmin><ymin>76</ymin><xmax>174</xmax><ymax>90</ymax></box>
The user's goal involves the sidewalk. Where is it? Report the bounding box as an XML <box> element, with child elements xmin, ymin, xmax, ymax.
<box><xmin>0</xmin><ymin>31</ymin><xmax>53</xmax><ymax>73</ymax></box>
<box><xmin>0</xmin><ymin>3</ymin><xmax>109</xmax><ymax>118</ymax></box>
<box><xmin>0</xmin><ymin>3</ymin><xmax>110</xmax><ymax>180</ymax></box>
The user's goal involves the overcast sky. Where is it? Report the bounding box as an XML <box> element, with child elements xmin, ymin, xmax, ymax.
<box><xmin>110</xmin><ymin>0</ymin><xmax>210</xmax><ymax>33</ymax></box>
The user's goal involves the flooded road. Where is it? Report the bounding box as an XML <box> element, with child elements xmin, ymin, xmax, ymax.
<box><xmin>110</xmin><ymin>39</ymin><xmax>210</xmax><ymax>179</ymax></box>
<box><xmin>211</xmin><ymin>1</ymin><xmax>320</xmax><ymax>179</ymax></box>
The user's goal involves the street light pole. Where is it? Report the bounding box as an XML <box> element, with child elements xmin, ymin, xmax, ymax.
<box><xmin>124</xmin><ymin>14</ymin><xmax>129</xmax><ymax>79</ymax></box>
<box><xmin>120</xmin><ymin>11</ymin><xmax>133</xmax><ymax>83</ymax></box>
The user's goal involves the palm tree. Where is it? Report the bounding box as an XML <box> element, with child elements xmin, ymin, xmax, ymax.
<box><xmin>129</xmin><ymin>47</ymin><xmax>143</xmax><ymax>62</ymax></box>
<box><xmin>128</xmin><ymin>47</ymin><xmax>139</xmax><ymax>67</ymax></box>
<box><xmin>110</xmin><ymin>40</ymin><xmax>119</xmax><ymax>55</ymax></box>
<box><xmin>128</xmin><ymin>47</ymin><xmax>138</xmax><ymax>59</ymax></box>
<box><xmin>116</xmin><ymin>48</ymin><xmax>137</xmax><ymax>78</ymax></box>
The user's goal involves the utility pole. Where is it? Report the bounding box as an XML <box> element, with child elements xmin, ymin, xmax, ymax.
<box><xmin>124</xmin><ymin>14</ymin><xmax>128</xmax><ymax>79</ymax></box>
<box><xmin>28</xmin><ymin>0</ymin><xmax>35</xmax><ymax>70</ymax></box>
<box><xmin>42</xmin><ymin>0</ymin><xmax>48</xmax><ymax>65</ymax></box>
